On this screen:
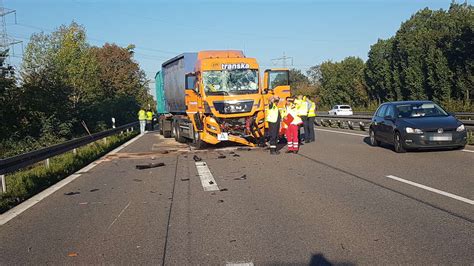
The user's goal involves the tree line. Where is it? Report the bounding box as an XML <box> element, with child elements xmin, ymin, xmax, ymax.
<box><xmin>0</xmin><ymin>22</ymin><xmax>154</xmax><ymax>157</ymax></box>
<box><xmin>290</xmin><ymin>3</ymin><xmax>473</xmax><ymax>111</ymax></box>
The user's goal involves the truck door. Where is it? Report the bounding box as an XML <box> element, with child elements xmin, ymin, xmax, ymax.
<box><xmin>263</xmin><ymin>69</ymin><xmax>290</xmax><ymax>109</ymax></box>
<box><xmin>185</xmin><ymin>73</ymin><xmax>201</xmax><ymax>129</ymax></box>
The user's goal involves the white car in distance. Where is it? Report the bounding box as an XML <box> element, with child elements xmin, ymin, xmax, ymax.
<box><xmin>328</xmin><ymin>105</ymin><xmax>353</xmax><ymax>116</ymax></box>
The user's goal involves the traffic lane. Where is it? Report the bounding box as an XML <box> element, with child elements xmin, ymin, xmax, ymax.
<box><xmin>311</xmin><ymin>128</ymin><xmax>473</xmax><ymax>214</ymax></box>
<box><xmin>0</xmin><ymin>153</ymin><xmax>178</xmax><ymax>264</ymax></box>
<box><xmin>164</xmin><ymin>149</ymin><xmax>473</xmax><ymax>264</ymax></box>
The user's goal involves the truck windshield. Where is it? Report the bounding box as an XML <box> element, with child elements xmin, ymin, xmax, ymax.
<box><xmin>203</xmin><ymin>69</ymin><xmax>259</xmax><ymax>95</ymax></box>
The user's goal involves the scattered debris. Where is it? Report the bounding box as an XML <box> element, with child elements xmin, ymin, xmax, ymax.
<box><xmin>341</xmin><ymin>243</ymin><xmax>345</xmax><ymax>250</ymax></box>
<box><xmin>181</xmin><ymin>178</ymin><xmax>190</xmax><ymax>181</ymax></box>
<box><xmin>374</xmin><ymin>239</ymin><xmax>379</xmax><ymax>242</ymax></box>
<box><xmin>211</xmin><ymin>192</ymin><xmax>216</xmax><ymax>195</ymax></box>
<box><xmin>218</xmin><ymin>200</ymin><xmax>224</xmax><ymax>203</ymax></box>
<box><xmin>160</xmin><ymin>150</ymin><xmax>169</xmax><ymax>154</ymax></box>
<box><xmin>136</xmin><ymin>162</ymin><xmax>165</xmax><ymax>170</ymax></box>
<box><xmin>233</xmin><ymin>174</ymin><xmax>247</xmax><ymax>180</ymax></box>
<box><xmin>209</xmin><ymin>181</ymin><xmax>214</xmax><ymax>185</ymax></box>
<box><xmin>220</xmin><ymin>188</ymin><xmax>228</xmax><ymax>192</ymax></box>
<box><xmin>64</xmin><ymin>192</ymin><xmax>80</xmax><ymax>196</ymax></box>
<box><xmin>151</xmin><ymin>156</ymin><xmax>156</xmax><ymax>160</ymax></box>
<box><xmin>133</xmin><ymin>179</ymin><xmax>143</xmax><ymax>182</ymax></box>
<box><xmin>150</xmin><ymin>191</ymin><xmax>156</xmax><ymax>193</ymax></box>
<box><xmin>237</xmin><ymin>147</ymin><xmax>251</xmax><ymax>151</ymax></box>
<box><xmin>90</xmin><ymin>189</ymin><xmax>99</xmax><ymax>192</ymax></box>
<box><xmin>230</xmin><ymin>239</ymin><xmax>236</xmax><ymax>243</ymax></box>
<box><xmin>193</xmin><ymin>155</ymin><xmax>202</xmax><ymax>162</ymax></box>
<box><xmin>217</xmin><ymin>155</ymin><xmax>226</xmax><ymax>159</ymax></box>
<box><xmin>232</xmin><ymin>154</ymin><xmax>240</xmax><ymax>157</ymax></box>
<box><xmin>229</xmin><ymin>151</ymin><xmax>235</xmax><ymax>154</ymax></box>
<box><xmin>68</xmin><ymin>252</ymin><xmax>78</xmax><ymax>257</ymax></box>
<box><xmin>79</xmin><ymin>202</ymin><xmax>88</xmax><ymax>205</ymax></box>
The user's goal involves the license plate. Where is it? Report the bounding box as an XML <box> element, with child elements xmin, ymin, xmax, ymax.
<box><xmin>217</xmin><ymin>132</ymin><xmax>229</xmax><ymax>141</ymax></box>
<box><xmin>430</xmin><ymin>134</ymin><xmax>452</xmax><ymax>141</ymax></box>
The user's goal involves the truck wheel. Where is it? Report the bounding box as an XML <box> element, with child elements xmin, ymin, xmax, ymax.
<box><xmin>159</xmin><ymin>119</ymin><xmax>164</xmax><ymax>135</ymax></box>
<box><xmin>173</xmin><ymin>122</ymin><xmax>186</xmax><ymax>143</ymax></box>
<box><xmin>193</xmin><ymin>131</ymin><xmax>206</xmax><ymax>149</ymax></box>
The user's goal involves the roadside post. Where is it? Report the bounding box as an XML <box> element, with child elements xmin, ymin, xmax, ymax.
<box><xmin>1</xmin><ymin>174</ymin><xmax>6</xmax><ymax>193</ymax></box>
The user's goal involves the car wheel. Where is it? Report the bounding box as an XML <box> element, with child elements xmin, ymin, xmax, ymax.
<box><xmin>369</xmin><ymin>129</ymin><xmax>380</xmax><ymax>146</ymax></box>
<box><xmin>394</xmin><ymin>132</ymin><xmax>406</xmax><ymax>153</ymax></box>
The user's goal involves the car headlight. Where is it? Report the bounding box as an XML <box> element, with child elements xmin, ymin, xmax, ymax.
<box><xmin>406</xmin><ymin>127</ymin><xmax>423</xmax><ymax>134</ymax></box>
<box><xmin>456</xmin><ymin>124</ymin><xmax>465</xmax><ymax>132</ymax></box>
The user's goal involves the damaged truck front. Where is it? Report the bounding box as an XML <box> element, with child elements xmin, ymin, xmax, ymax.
<box><xmin>155</xmin><ymin>50</ymin><xmax>289</xmax><ymax>148</ymax></box>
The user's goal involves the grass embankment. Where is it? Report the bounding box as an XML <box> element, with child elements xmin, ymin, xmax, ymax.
<box><xmin>0</xmin><ymin>132</ymin><xmax>138</xmax><ymax>214</ymax></box>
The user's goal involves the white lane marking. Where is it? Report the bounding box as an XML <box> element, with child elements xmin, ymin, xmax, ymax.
<box><xmin>107</xmin><ymin>201</ymin><xmax>131</xmax><ymax>231</ymax></box>
<box><xmin>386</xmin><ymin>175</ymin><xmax>474</xmax><ymax>205</ymax></box>
<box><xmin>315</xmin><ymin>128</ymin><xmax>368</xmax><ymax>137</ymax></box>
<box><xmin>226</xmin><ymin>263</ymin><xmax>254</xmax><ymax>266</ymax></box>
<box><xmin>0</xmin><ymin>133</ymin><xmax>144</xmax><ymax>226</ymax></box>
<box><xmin>195</xmin><ymin>162</ymin><xmax>219</xmax><ymax>191</ymax></box>
<box><xmin>461</xmin><ymin>149</ymin><xmax>474</xmax><ymax>153</ymax></box>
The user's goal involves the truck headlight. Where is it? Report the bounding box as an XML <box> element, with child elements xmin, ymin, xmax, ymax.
<box><xmin>456</xmin><ymin>124</ymin><xmax>465</xmax><ymax>132</ymax></box>
<box><xmin>406</xmin><ymin>127</ymin><xmax>423</xmax><ymax>134</ymax></box>
<box><xmin>208</xmin><ymin>124</ymin><xmax>217</xmax><ymax>131</ymax></box>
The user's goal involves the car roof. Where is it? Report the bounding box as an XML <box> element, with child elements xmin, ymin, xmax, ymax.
<box><xmin>382</xmin><ymin>100</ymin><xmax>434</xmax><ymax>105</ymax></box>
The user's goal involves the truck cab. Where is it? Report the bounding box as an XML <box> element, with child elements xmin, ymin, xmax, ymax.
<box><xmin>156</xmin><ymin>50</ymin><xmax>290</xmax><ymax>148</ymax></box>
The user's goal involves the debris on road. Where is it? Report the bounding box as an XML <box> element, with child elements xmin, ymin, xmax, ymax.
<box><xmin>193</xmin><ymin>155</ymin><xmax>202</xmax><ymax>162</ymax></box>
<box><xmin>181</xmin><ymin>178</ymin><xmax>190</xmax><ymax>181</ymax></box>
<box><xmin>209</xmin><ymin>180</ymin><xmax>214</xmax><ymax>185</ymax></box>
<box><xmin>133</xmin><ymin>179</ymin><xmax>142</xmax><ymax>182</ymax></box>
<box><xmin>233</xmin><ymin>174</ymin><xmax>247</xmax><ymax>180</ymax></box>
<box><xmin>90</xmin><ymin>189</ymin><xmax>99</xmax><ymax>192</ymax></box>
<box><xmin>232</xmin><ymin>153</ymin><xmax>240</xmax><ymax>157</ymax></box>
<box><xmin>64</xmin><ymin>192</ymin><xmax>80</xmax><ymax>196</ymax></box>
<box><xmin>68</xmin><ymin>252</ymin><xmax>78</xmax><ymax>257</ymax></box>
<box><xmin>220</xmin><ymin>188</ymin><xmax>228</xmax><ymax>192</ymax></box>
<box><xmin>135</xmin><ymin>162</ymin><xmax>165</xmax><ymax>170</ymax></box>
<box><xmin>237</xmin><ymin>147</ymin><xmax>251</xmax><ymax>151</ymax></box>
<box><xmin>218</xmin><ymin>199</ymin><xmax>224</xmax><ymax>203</ymax></box>
<box><xmin>79</xmin><ymin>202</ymin><xmax>88</xmax><ymax>205</ymax></box>
<box><xmin>217</xmin><ymin>154</ymin><xmax>226</xmax><ymax>159</ymax></box>
<box><xmin>230</xmin><ymin>239</ymin><xmax>236</xmax><ymax>243</ymax></box>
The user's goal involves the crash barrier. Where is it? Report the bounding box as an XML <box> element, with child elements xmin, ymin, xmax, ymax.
<box><xmin>0</xmin><ymin>122</ymin><xmax>138</xmax><ymax>193</ymax></box>
<box><xmin>314</xmin><ymin>113</ymin><xmax>474</xmax><ymax>132</ymax></box>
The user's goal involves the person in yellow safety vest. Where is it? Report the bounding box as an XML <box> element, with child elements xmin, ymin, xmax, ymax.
<box><xmin>307</xmin><ymin>96</ymin><xmax>317</xmax><ymax>143</ymax></box>
<box><xmin>138</xmin><ymin>108</ymin><xmax>146</xmax><ymax>134</ymax></box>
<box><xmin>265</xmin><ymin>96</ymin><xmax>281</xmax><ymax>155</ymax></box>
<box><xmin>146</xmin><ymin>109</ymin><xmax>153</xmax><ymax>131</ymax></box>
<box><xmin>284</xmin><ymin>98</ymin><xmax>303</xmax><ymax>153</ymax></box>
<box><xmin>295</xmin><ymin>95</ymin><xmax>309</xmax><ymax>144</ymax></box>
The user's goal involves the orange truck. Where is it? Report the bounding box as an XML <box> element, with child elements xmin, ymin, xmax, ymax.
<box><xmin>155</xmin><ymin>50</ymin><xmax>290</xmax><ymax>148</ymax></box>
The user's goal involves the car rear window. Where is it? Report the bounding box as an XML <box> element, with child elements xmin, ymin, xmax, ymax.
<box><xmin>339</xmin><ymin>106</ymin><xmax>351</xmax><ymax>109</ymax></box>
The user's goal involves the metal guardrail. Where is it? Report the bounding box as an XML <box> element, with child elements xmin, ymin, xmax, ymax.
<box><xmin>0</xmin><ymin>122</ymin><xmax>138</xmax><ymax>177</ymax></box>
<box><xmin>315</xmin><ymin>114</ymin><xmax>474</xmax><ymax>131</ymax></box>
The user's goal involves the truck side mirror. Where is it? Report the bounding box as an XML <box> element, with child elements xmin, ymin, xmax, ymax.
<box><xmin>185</xmin><ymin>73</ymin><xmax>197</xmax><ymax>93</ymax></box>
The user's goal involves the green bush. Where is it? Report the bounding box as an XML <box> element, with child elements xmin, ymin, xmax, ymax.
<box><xmin>0</xmin><ymin>131</ymin><xmax>137</xmax><ymax>213</ymax></box>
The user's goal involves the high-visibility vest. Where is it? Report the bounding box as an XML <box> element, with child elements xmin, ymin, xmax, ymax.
<box><xmin>295</xmin><ymin>99</ymin><xmax>308</xmax><ymax>116</ymax></box>
<box><xmin>265</xmin><ymin>104</ymin><xmax>279</xmax><ymax>123</ymax></box>
<box><xmin>287</xmin><ymin>106</ymin><xmax>302</xmax><ymax>125</ymax></box>
<box><xmin>308</xmin><ymin>101</ymin><xmax>316</xmax><ymax>117</ymax></box>
<box><xmin>138</xmin><ymin>109</ymin><xmax>146</xmax><ymax>120</ymax></box>
<box><xmin>146</xmin><ymin>111</ymin><xmax>153</xmax><ymax>121</ymax></box>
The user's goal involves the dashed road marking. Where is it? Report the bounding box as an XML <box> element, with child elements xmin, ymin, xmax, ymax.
<box><xmin>315</xmin><ymin>128</ymin><xmax>368</xmax><ymax>137</ymax></box>
<box><xmin>386</xmin><ymin>175</ymin><xmax>474</xmax><ymax>205</ymax></box>
<box><xmin>195</xmin><ymin>162</ymin><xmax>219</xmax><ymax>191</ymax></box>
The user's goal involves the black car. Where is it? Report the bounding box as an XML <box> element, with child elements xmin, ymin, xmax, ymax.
<box><xmin>369</xmin><ymin>101</ymin><xmax>467</xmax><ymax>153</ymax></box>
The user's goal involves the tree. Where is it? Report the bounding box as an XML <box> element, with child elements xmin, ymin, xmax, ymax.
<box><xmin>289</xmin><ymin>68</ymin><xmax>318</xmax><ymax>97</ymax></box>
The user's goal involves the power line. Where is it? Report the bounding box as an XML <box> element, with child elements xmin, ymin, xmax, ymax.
<box><xmin>271</xmin><ymin>52</ymin><xmax>294</xmax><ymax>68</ymax></box>
<box><xmin>0</xmin><ymin>0</ymin><xmax>22</xmax><ymax>66</ymax></box>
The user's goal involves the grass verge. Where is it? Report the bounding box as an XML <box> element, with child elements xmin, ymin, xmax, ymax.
<box><xmin>0</xmin><ymin>131</ymin><xmax>138</xmax><ymax>214</ymax></box>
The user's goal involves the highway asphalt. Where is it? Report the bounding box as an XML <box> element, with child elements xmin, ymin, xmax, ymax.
<box><xmin>0</xmin><ymin>128</ymin><xmax>473</xmax><ymax>265</ymax></box>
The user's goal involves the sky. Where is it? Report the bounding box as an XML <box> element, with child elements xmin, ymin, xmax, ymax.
<box><xmin>3</xmin><ymin>0</ymin><xmax>453</xmax><ymax>95</ymax></box>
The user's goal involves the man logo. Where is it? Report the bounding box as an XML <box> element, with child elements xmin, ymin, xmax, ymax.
<box><xmin>437</xmin><ymin>128</ymin><xmax>444</xmax><ymax>134</ymax></box>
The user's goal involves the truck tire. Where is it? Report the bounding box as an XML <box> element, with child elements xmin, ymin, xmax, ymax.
<box><xmin>159</xmin><ymin>118</ymin><xmax>164</xmax><ymax>135</ymax></box>
<box><xmin>193</xmin><ymin>131</ymin><xmax>206</xmax><ymax>149</ymax></box>
<box><xmin>174</xmin><ymin>122</ymin><xmax>186</xmax><ymax>143</ymax></box>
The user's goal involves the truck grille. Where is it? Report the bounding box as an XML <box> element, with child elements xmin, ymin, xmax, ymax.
<box><xmin>213</xmin><ymin>100</ymin><xmax>254</xmax><ymax>114</ymax></box>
